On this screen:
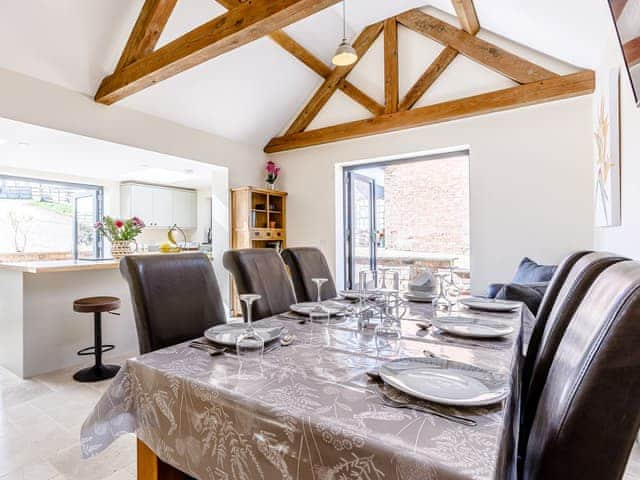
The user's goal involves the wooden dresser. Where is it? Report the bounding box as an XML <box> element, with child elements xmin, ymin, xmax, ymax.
<box><xmin>230</xmin><ymin>186</ymin><xmax>287</xmax><ymax>314</ymax></box>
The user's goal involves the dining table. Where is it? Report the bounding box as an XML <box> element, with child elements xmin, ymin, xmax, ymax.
<box><xmin>80</xmin><ymin>300</ymin><xmax>529</xmax><ymax>480</ymax></box>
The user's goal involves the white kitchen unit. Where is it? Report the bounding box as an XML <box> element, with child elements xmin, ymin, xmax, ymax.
<box><xmin>120</xmin><ymin>182</ymin><xmax>197</xmax><ymax>229</ymax></box>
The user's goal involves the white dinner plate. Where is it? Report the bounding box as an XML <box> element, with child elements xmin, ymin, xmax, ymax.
<box><xmin>290</xmin><ymin>302</ymin><xmax>346</xmax><ymax>317</ymax></box>
<box><xmin>339</xmin><ymin>290</ymin><xmax>377</xmax><ymax>300</ymax></box>
<box><xmin>432</xmin><ymin>316</ymin><xmax>514</xmax><ymax>338</ymax></box>
<box><xmin>204</xmin><ymin>319</ymin><xmax>284</xmax><ymax>346</ymax></box>
<box><xmin>379</xmin><ymin>357</ymin><xmax>508</xmax><ymax>407</ymax></box>
<box><xmin>460</xmin><ymin>297</ymin><xmax>520</xmax><ymax>313</ymax></box>
<box><xmin>404</xmin><ymin>291</ymin><xmax>436</xmax><ymax>303</ymax></box>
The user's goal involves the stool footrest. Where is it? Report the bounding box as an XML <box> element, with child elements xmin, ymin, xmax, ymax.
<box><xmin>77</xmin><ymin>344</ymin><xmax>115</xmax><ymax>356</ymax></box>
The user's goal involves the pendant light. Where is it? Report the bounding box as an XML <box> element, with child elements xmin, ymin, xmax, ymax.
<box><xmin>332</xmin><ymin>0</ymin><xmax>358</xmax><ymax>67</ymax></box>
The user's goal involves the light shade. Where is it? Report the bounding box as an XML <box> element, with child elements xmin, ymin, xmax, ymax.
<box><xmin>332</xmin><ymin>40</ymin><xmax>358</xmax><ymax>66</ymax></box>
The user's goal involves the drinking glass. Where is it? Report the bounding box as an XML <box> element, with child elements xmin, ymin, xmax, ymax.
<box><xmin>236</xmin><ymin>294</ymin><xmax>264</xmax><ymax>358</ymax></box>
<box><xmin>433</xmin><ymin>273</ymin><xmax>451</xmax><ymax>313</ymax></box>
<box><xmin>374</xmin><ymin>289</ymin><xmax>402</xmax><ymax>356</ymax></box>
<box><xmin>445</xmin><ymin>266</ymin><xmax>461</xmax><ymax>307</ymax></box>
<box><xmin>311</xmin><ymin>277</ymin><xmax>328</xmax><ymax>304</ymax></box>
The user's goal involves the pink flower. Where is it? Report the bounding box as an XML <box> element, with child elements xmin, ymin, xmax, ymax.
<box><xmin>94</xmin><ymin>221</ymin><xmax>103</xmax><ymax>229</ymax></box>
<box><xmin>266</xmin><ymin>161</ymin><xmax>276</xmax><ymax>174</ymax></box>
<box><xmin>275</xmin><ymin>167</ymin><xmax>281</xmax><ymax>176</ymax></box>
<box><xmin>114</xmin><ymin>219</ymin><xmax>124</xmax><ymax>229</ymax></box>
<box><xmin>132</xmin><ymin>216</ymin><xmax>145</xmax><ymax>228</ymax></box>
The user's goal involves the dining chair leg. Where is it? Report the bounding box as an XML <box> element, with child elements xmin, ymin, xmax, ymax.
<box><xmin>137</xmin><ymin>439</ymin><xmax>184</xmax><ymax>480</ymax></box>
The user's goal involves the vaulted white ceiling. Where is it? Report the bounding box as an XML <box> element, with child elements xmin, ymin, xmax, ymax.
<box><xmin>0</xmin><ymin>0</ymin><xmax>616</xmax><ymax>147</ymax></box>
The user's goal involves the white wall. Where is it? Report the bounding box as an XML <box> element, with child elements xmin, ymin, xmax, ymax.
<box><xmin>0</xmin><ymin>67</ymin><xmax>267</xmax><ymax>307</ymax></box>
<box><xmin>0</xmin><ymin>67</ymin><xmax>266</xmax><ymax>189</ymax></box>
<box><xmin>593</xmin><ymin>4</ymin><xmax>640</xmax><ymax>258</ymax></box>
<box><xmin>269</xmin><ymin>11</ymin><xmax>595</xmax><ymax>294</ymax></box>
<box><xmin>271</xmin><ymin>96</ymin><xmax>594</xmax><ymax>294</ymax></box>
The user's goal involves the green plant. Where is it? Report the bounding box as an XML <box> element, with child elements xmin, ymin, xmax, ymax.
<box><xmin>95</xmin><ymin>216</ymin><xmax>145</xmax><ymax>241</ymax></box>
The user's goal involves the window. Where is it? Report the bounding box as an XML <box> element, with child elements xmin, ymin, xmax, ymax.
<box><xmin>344</xmin><ymin>152</ymin><xmax>470</xmax><ymax>292</ymax></box>
<box><xmin>0</xmin><ymin>176</ymin><xmax>103</xmax><ymax>261</ymax></box>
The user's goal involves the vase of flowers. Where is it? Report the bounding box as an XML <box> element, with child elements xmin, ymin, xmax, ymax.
<box><xmin>95</xmin><ymin>216</ymin><xmax>145</xmax><ymax>259</ymax></box>
<box><xmin>265</xmin><ymin>160</ymin><xmax>280</xmax><ymax>190</ymax></box>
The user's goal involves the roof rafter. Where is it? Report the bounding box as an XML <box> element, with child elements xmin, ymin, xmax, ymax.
<box><xmin>399</xmin><ymin>0</ymin><xmax>480</xmax><ymax>111</ymax></box>
<box><xmin>397</xmin><ymin>9</ymin><xmax>556</xmax><ymax>84</ymax></box>
<box><xmin>115</xmin><ymin>0</ymin><xmax>178</xmax><ymax>71</ymax></box>
<box><xmin>384</xmin><ymin>18</ymin><xmax>399</xmax><ymax>114</ymax></box>
<box><xmin>95</xmin><ymin>0</ymin><xmax>341</xmax><ymax>104</ymax></box>
<box><xmin>215</xmin><ymin>0</ymin><xmax>384</xmax><ymax>116</ymax></box>
<box><xmin>265</xmin><ymin>71</ymin><xmax>595</xmax><ymax>153</ymax></box>
<box><xmin>284</xmin><ymin>21</ymin><xmax>384</xmax><ymax>135</ymax></box>
<box><xmin>451</xmin><ymin>0</ymin><xmax>480</xmax><ymax>35</ymax></box>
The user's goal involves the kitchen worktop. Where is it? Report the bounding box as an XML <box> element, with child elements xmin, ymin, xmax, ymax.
<box><xmin>0</xmin><ymin>252</ymin><xmax>213</xmax><ymax>273</ymax></box>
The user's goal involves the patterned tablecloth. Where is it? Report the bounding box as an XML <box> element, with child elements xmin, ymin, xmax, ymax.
<box><xmin>81</xmin><ymin>303</ymin><xmax>526</xmax><ymax>480</ymax></box>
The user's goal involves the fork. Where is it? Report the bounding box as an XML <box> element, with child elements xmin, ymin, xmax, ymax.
<box><xmin>376</xmin><ymin>389</ymin><xmax>477</xmax><ymax>426</ymax></box>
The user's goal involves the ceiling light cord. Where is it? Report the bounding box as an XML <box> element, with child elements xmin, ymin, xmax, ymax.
<box><xmin>342</xmin><ymin>0</ymin><xmax>347</xmax><ymax>42</ymax></box>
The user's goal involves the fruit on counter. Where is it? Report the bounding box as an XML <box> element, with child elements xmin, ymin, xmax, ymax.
<box><xmin>159</xmin><ymin>242</ymin><xmax>180</xmax><ymax>253</ymax></box>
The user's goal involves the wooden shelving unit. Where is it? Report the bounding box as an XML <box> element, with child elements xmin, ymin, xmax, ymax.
<box><xmin>230</xmin><ymin>186</ymin><xmax>287</xmax><ymax>314</ymax></box>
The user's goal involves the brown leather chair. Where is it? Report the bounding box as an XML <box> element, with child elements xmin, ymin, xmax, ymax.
<box><xmin>520</xmin><ymin>252</ymin><xmax>627</xmax><ymax>449</ymax></box>
<box><xmin>120</xmin><ymin>253</ymin><xmax>226</xmax><ymax>354</ymax></box>
<box><xmin>223</xmin><ymin>248</ymin><xmax>297</xmax><ymax>320</ymax></box>
<box><xmin>518</xmin><ymin>260</ymin><xmax>640</xmax><ymax>479</ymax></box>
<box><xmin>281</xmin><ymin>247</ymin><xmax>337</xmax><ymax>302</ymax></box>
<box><xmin>521</xmin><ymin>251</ymin><xmax>591</xmax><ymax>396</ymax></box>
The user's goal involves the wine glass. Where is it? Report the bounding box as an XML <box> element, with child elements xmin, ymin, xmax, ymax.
<box><xmin>433</xmin><ymin>273</ymin><xmax>451</xmax><ymax>314</ymax></box>
<box><xmin>236</xmin><ymin>294</ymin><xmax>264</xmax><ymax>358</ymax></box>
<box><xmin>445</xmin><ymin>266</ymin><xmax>461</xmax><ymax>307</ymax></box>
<box><xmin>311</xmin><ymin>278</ymin><xmax>328</xmax><ymax>304</ymax></box>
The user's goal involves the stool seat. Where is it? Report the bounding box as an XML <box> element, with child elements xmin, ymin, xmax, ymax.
<box><xmin>72</xmin><ymin>296</ymin><xmax>121</xmax><ymax>383</ymax></box>
<box><xmin>73</xmin><ymin>296</ymin><xmax>121</xmax><ymax>313</ymax></box>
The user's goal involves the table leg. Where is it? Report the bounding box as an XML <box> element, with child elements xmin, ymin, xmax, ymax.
<box><xmin>137</xmin><ymin>438</ymin><xmax>184</xmax><ymax>480</ymax></box>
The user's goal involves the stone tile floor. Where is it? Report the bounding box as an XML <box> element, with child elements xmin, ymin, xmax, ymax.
<box><xmin>0</xmin><ymin>356</ymin><xmax>136</xmax><ymax>480</ymax></box>
<box><xmin>0</xmin><ymin>355</ymin><xmax>638</xmax><ymax>480</ymax></box>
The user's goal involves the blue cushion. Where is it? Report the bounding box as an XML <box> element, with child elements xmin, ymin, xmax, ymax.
<box><xmin>512</xmin><ymin>257</ymin><xmax>556</xmax><ymax>284</ymax></box>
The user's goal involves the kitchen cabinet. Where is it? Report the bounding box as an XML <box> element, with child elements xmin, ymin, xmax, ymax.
<box><xmin>172</xmin><ymin>190</ymin><xmax>197</xmax><ymax>229</ymax></box>
<box><xmin>121</xmin><ymin>183</ymin><xmax>197</xmax><ymax>229</ymax></box>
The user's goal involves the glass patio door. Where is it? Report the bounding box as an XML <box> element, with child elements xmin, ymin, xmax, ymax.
<box><xmin>72</xmin><ymin>192</ymin><xmax>103</xmax><ymax>259</ymax></box>
<box><xmin>345</xmin><ymin>171</ymin><xmax>376</xmax><ymax>289</ymax></box>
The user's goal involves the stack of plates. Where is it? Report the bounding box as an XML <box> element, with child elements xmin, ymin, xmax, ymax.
<box><xmin>431</xmin><ymin>315</ymin><xmax>514</xmax><ymax>338</ymax></box>
<box><xmin>460</xmin><ymin>297</ymin><xmax>520</xmax><ymax>313</ymax></box>
<box><xmin>404</xmin><ymin>291</ymin><xmax>436</xmax><ymax>303</ymax></box>
<box><xmin>339</xmin><ymin>290</ymin><xmax>377</xmax><ymax>300</ymax></box>
<box><xmin>379</xmin><ymin>357</ymin><xmax>508</xmax><ymax>407</ymax></box>
<box><xmin>204</xmin><ymin>319</ymin><xmax>284</xmax><ymax>346</ymax></box>
<box><xmin>290</xmin><ymin>302</ymin><xmax>346</xmax><ymax>317</ymax></box>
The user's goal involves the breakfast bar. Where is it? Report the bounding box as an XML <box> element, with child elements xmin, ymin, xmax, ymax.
<box><xmin>0</xmin><ymin>260</ymin><xmax>137</xmax><ymax>378</ymax></box>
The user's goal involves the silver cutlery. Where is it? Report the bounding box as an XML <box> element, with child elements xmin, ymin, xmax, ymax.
<box><xmin>189</xmin><ymin>342</ymin><xmax>227</xmax><ymax>356</ymax></box>
<box><xmin>377</xmin><ymin>389</ymin><xmax>477</xmax><ymax>426</ymax></box>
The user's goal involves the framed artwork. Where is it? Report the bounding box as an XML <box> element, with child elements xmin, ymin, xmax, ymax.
<box><xmin>594</xmin><ymin>68</ymin><xmax>621</xmax><ymax>227</ymax></box>
<box><xmin>607</xmin><ymin>0</ymin><xmax>640</xmax><ymax>105</ymax></box>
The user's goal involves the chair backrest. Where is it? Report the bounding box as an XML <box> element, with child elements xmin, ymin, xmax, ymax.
<box><xmin>119</xmin><ymin>253</ymin><xmax>226</xmax><ymax>354</ymax></box>
<box><xmin>521</xmin><ymin>251</ymin><xmax>591</xmax><ymax>393</ymax></box>
<box><xmin>520</xmin><ymin>252</ymin><xmax>626</xmax><ymax>448</ymax></box>
<box><xmin>222</xmin><ymin>248</ymin><xmax>297</xmax><ymax>320</ymax></box>
<box><xmin>281</xmin><ymin>247</ymin><xmax>337</xmax><ymax>302</ymax></box>
<box><xmin>521</xmin><ymin>260</ymin><xmax>640</xmax><ymax>480</ymax></box>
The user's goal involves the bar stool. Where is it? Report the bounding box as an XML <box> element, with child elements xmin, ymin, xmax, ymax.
<box><xmin>72</xmin><ymin>296</ymin><xmax>121</xmax><ymax>382</ymax></box>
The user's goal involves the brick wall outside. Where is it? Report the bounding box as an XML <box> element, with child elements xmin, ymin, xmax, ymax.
<box><xmin>383</xmin><ymin>156</ymin><xmax>470</xmax><ymax>264</ymax></box>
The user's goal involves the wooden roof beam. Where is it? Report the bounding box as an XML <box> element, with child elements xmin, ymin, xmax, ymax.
<box><xmin>284</xmin><ymin>21</ymin><xmax>384</xmax><ymax>135</ymax></box>
<box><xmin>265</xmin><ymin>70</ymin><xmax>595</xmax><ymax>153</ymax></box>
<box><xmin>115</xmin><ymin>0</ymin><xmax>178</xmax><ymax>71</ymax></box>
<box><xmin>95</xmin><ymin>0</ymin><xmax>341</xmax><ymax>104</ymax></box>
<box><xmin>397</xmin><ymin>9</ymin><xmax>556</xmax><ymax>84</ymax></box>
<box><xmin>452</xmin><ymin>0</ymin><xmax>480</xmax><ymax>35</ymax></box>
